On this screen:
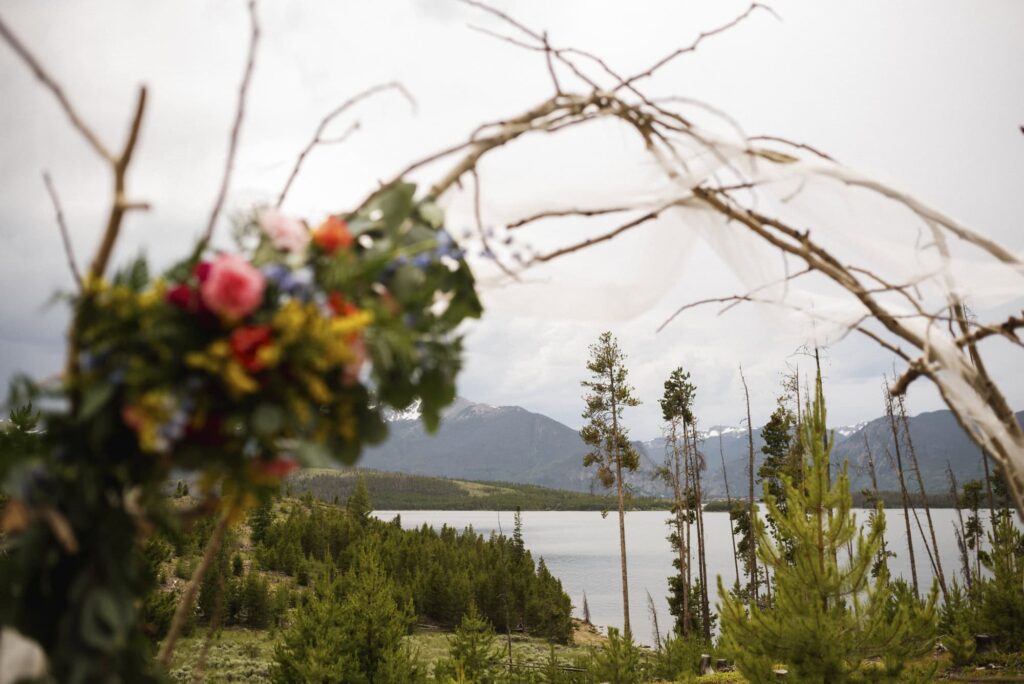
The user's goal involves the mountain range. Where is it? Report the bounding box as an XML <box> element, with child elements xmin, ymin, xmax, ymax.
<box><xmin>362</xmin><ymin>398</ymin><xmax>1021</xmax><ymax>497</ymax></box>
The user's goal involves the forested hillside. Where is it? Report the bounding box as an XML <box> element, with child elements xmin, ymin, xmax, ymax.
<box><xmin>285</xmin><ymin>468</ymin><xmax>673</xmax><ymax>510</ymax></box>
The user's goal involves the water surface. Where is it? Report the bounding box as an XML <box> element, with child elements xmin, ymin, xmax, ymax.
<box><xmin>374</xmin><ymin>508</ymin><xmax>993</xmax><ymax>647</ymax></box>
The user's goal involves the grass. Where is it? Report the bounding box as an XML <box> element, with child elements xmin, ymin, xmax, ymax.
<box><xmin>168</xmin><ymin>625</ymin><xmax>600</xmax><ymax>682</ymax></box>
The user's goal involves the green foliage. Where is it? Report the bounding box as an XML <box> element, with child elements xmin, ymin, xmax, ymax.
<box><xmin>250</xmin><ymin>497</ymin><xmax>275</xmax><ymax>545</ymax></box>
<box><xmin>435</xmin><ymin>603</ymin><xmax>505</xmax><ymax>683</ymax></box>
<box><xmin>346</xmin><ymin>473</ymin><xmax>373</xmax><ymax>523</ymax></box>
<box><xmin>253</xmin><ymin>496</ymin><xmax>573</xmax><ymax>642</ymax></box>
<box><xmin>718</xmin><ymin>373</ymin><xmax>937</xmax><ymax>683</ymax></box>
<box><xmin>976</xmin><ymin>511</ymin><xmax>1024</xmax><ymax>651</ymax></box>
<box><xmin>288</xmin><ymin>468</ymin><xmax>672</xmax><ymax>511</ymax></box>
<box><xmin>938</xmin><ymin>581</ymin><xmax>977</xmax><ymax>667</ymax></box>
<box><xmin>588</xmin><ymin>627</ymin><xmax>645</xmax><ymax>684</ymax></box>
<box><xmin>653</xmin><ymin>630</ymin><xmax>708</xmax><ymax>680</ymax></box>
<box><xmin>272</xmin><ymin>547</ymin><xmax>424</xmax><ymax>683</ymax></box>
<box><xmin>580</xmin><ymin>332</ymin><xmax>641</xmax><ymax>489</ymax></box>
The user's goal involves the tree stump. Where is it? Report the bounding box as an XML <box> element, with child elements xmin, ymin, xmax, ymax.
<box><xmin>699</xmin><ymin>654</ymin><xmax>714</xmax><ymax>675</ymax></box>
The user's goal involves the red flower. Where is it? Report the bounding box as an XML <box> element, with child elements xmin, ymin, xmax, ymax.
<box><xmin>328</xmin><ymin>292</ymin><xmax>360</xmax><ymax>317</ymax></box>
<box><xmin>312</xmin><ymin>216</ymin><xmax>353</xmax><ymax>255</ymax></box>
<box><xmin>194</xmin><ymin>261</ymin><xmax>212</xmax><ymax>283</ymax></box>
<box><xmin>166</xmin><ymin>284</ymin><xmax>196</xmax><ymax>311</ymax></box>
<box><xmin>229</xmin><ymin>325</ymin><xmax>273</xmax><ymax>372</ymax></box>
<box><xmin>259</xmin><ymin>456</ymin><xmax>298</xmax><ymax>479</ymax></box>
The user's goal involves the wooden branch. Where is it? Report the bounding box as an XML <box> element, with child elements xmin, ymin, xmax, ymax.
<box><xmin>954</xmin><ymin>313</ymin><xmax>1024</xmax><ymax>349</ymax></box>
<box><xmin>88</xmin><ymin>86</ymin><xmax>148</xmax><ymax>281</ymax></box>
<box><xmin>532</xmin><ymin>205</ymin><xmax>667</xmax><ymax>263</ymax></box>
<box><xmin>615</xmin><ymin>3</ymin><xmax>771</xmax><ymax>92</ymax></box>
<box><xmin>42</xmin><ymin>171</ymin><xmax>83</xmax><ymax>290</ymax></box>
<box><xmin>203</xmin><ymin>0</ymin><xmax>260</xmax><ymax>243</ymax></box>
<box><xmin>469</xmin><ymin>168</ymin><xmax>518</xmax><ymax>280</ymax></box>
<box><xmin>276</xmin><ymin>81</ymin><xmax>415</xmax><ymax>208</ymax></box>
<box><xmin>0</xmin><ymin>14</ymin><xmax>114</xmax><ymax>162</ymax></box>
<box><xmin>157</xmin><ymin>510</ymin><xmax>230</xmax><ymax>667</ymax></box>
<box><xmin>507</xmin><ymin>204</ymin><xmax>637</xmax><ymax>230</ymax></box>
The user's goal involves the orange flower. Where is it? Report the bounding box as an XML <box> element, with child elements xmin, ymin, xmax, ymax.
<box><xmin>312</xmin><ymin>215</ymin><xmax>353</xmax><ymax>255</ymax></box>
<box><xmin>328</xmin><ymin>292</ymin><xmax>360</xmax><ymax>317</ymax></box>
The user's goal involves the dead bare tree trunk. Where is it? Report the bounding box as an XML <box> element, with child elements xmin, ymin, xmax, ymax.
<box><xmin>884</xmin><ymin>384</ymin><xmax>919</xmax><ymax>596</ymax></box>
<box><xmin>980</xmin><ymin>449</ymin><xmax>998</xmax><ymax>529</ymax></box>
<box><xmin>719</xmin><ymin>432</ymin><xmax>741</xmax><ymax>589</ymax></box>
<box><xmin>689</xmin><ymin>423</ymin><xmax>711</xmax><ymax>642</ymax></box>
<box><xmin>947</xmin><ymin>464</ymin><xmax>973</xmax><ymax>591</ymax></box>
<box><xmin>895</xmin><ymin>393</ymin><xmax>948</xmax><ymax>601</ymax></box>
<box><xmin>739</xmin><ymin>364</ymin><xmax>758</xmax><ymax>607</ymax></box>
<box><xmin>864</xmin><ymin>431</ymin><xmax>890</xmax><ymax>569</ymax></box>
<box><xmin>647</xmin><ymin>590</ymin><xmax>662</xmax><ymax>652</ymax></box>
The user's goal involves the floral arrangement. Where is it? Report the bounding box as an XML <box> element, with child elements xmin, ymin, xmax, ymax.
<box><xmin>1</xmin><ymin>182</ymin><xmax>481</xmax><ymax>681</ymax></box>
<box><xmin>68</xmin><ymin>182</ymin><xmax>479</xmax><ymax>493</ymax></box>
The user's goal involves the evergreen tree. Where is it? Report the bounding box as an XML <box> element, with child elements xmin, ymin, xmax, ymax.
<box><xmin>589</xmin><ymin>627</ymin><xmax>644</xmax><ymax>684</ymax></box>
<box><xmin>580</xmin><ymin>331</ymin><xmax>641</xmax><ymax>638</ymax></box>
<box><xmin>250</xmin><ymin>497</ymin><xmax>275</xmax><ymax>546</ymax></box>
<box><xmin>347</xmin><ymin>474</ymin><xmax>373</xmax><ymax>525</ymax></box>
<box><xmin>718</xmin><ymin>372</ymin><xmax>937</xmax><ymax>682</ymax></box>
<box><xmin>512</xmin><ymin>506</ymin><xmax>525</xmax><ymax>557</ymax></box>
<box><xmin>434</xmin><ymin>603</ymin><xmax>504</xmax><ymax>684</ymax></box>
<box><xmin>657</xmin><ymin>366</ymin><xmax>698</xmax><ymax>637</ymax></box>
<box><xmin>271</xmin><ymin>547</ymin><xmax>423</xmax><ymax>683</ymax></box>
<box><xmin>976</xmin><ymin>512</ymin><xmax>1024</xmax><ymax>650</ymax></box>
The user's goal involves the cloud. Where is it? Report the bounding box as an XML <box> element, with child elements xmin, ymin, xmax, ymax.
<box><xmin>1</xmin><ymin>0</ymin><xmax>1021</xmax><ymax>440</ymax></box>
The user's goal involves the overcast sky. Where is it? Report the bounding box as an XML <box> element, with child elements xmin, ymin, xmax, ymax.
<box><xmin>1</xmin><ymin>0</ymin><xmax>1022</xmax><ymax>440</ymax></box>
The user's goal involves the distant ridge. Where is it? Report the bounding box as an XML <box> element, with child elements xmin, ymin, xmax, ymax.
<box><xmin>364</xmin><ymin>397</ymin><xmax>1021</xmax><ymax>496</ymax></box>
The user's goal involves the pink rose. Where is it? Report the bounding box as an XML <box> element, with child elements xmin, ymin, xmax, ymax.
<box><xmin>258</xmin><ymin>208</ymin><xmax>309</xmax><ymax>253</ymax></box>
<box><xmin>200</xmin><ymin>253</ymin><xmax>266</xmax><ymax>320</ymax></box>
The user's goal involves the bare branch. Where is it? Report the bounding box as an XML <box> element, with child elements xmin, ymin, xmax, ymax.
<box><xmin>469</xmin><ymin>168</ymin><xmax>518</xmax><ymax>280</ymax></box>
<box><xmin>615</xmin><ymin>3</ymin><xmax>772</xmax><ymax>92</ymax></box>
<box><xmin>532</xmin><ymin>205</ymin><xmax>669</xmax><ymax>263</ymax></box>
<box><xmin>88</xmin><ymin>86</ymin><xmax>149</xmax><ymax>281</ymax></box>
<box><xmin>203</xmin><ymin>0</ymin><xmax>260</xmax><ymax>243</ymax></box>
<box><xmin>0</xmin><ymin>14</ymin><xmax>114</xmax><ymax>162</ymax></box>
<box><xmin>158</xmin><ymin>509</ymin><xmax>230</xmax><ymax>667</ymax></box>
<box><xmin>42</xmin><ymin>172</ymin><xmax>83</xmax><ymax>290</ymax></box>
<box><xmin>276</xmin><ymin>81</ymin><xmax>416</xmax><ymax>208</ymax></box>
<box><xmin>748</xmin><ymin>135</ymin><xmax>836</xmax><ymax>163</ymax></box>
<box><xmin>507</xmin><ymin>204</ymin><xmax>637</xmax><ymax>230</ymax></box>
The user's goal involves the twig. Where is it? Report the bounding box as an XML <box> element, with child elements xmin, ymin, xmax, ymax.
<box><xmin>0</xmin><ymin>14</ymin><xmax>114</xmax><ymax>162</ymax></box>
<box><xmin>203</xmin><ymin>0</ymin><xmax>260</xmax><ymax>242</ymax></box>
<box><xmin>88</xmin><ymin>86</ymin><xmax>149</xmax><ymax>281</ymax></box>
<box><xmin>42</xmin><ymin>172</ymin><xmax>83</xmax><ymax>290</ymax></box>
<box><xmin>615</xmin><ymin>3</ymin><xmax>772</xmax><ymax>92</ymax></box>
<box><xmin>276</xmin><ymin>81</ymin><xmax>416</xmax><ymax>208</ymax></box>
<box><xmin>158</xmin><ymin>511</ymin><xmax>231</xmax><ymax>667</ymax></box>
<box><xmin>469</xmin><ymin>168</ymin><xmax>518</xmax><ymax>280</ymax></box>
<box><xmin>532</xmin><ymin>205</ymin><xmax>670</xmax><ymax>263</ymax></box>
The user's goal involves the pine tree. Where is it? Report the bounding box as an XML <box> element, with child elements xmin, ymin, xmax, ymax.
<box><xmin>658</xmin><ymin>366</ymin><xmax>697</xmax><ymax>637</ymax></box>
<box><xmin>250</xmin><ymin>497</ymin><xmax>274</xmax><ymax>546</ymax></box>
<box><xmin>271</xmin><ymin>547</ymin><xmax>423</xmax><ymax>683</ymax></box>
<box><xmin>718</xmin><ymin>372</ymin><xmax>937</xmax><ymax>682</ymax></box>
<box><xmin>346</xmin><ymin>474</ymin><xmax>373</xmax><ymax>525</ymax></box>
<box><xmin>435</xmin><ymin>603</ymin><xmax>504</xmax><ymax>684</ymax></box>
<box><xmin>580</xmin><ymin>331</ymin><xmax>640</xmax><ymax>638</ymax></box>
<box><xmin>589</xmin><ymin>627</ymin><xmax>644</xmax><ymax>684</ymax></box>
<box><xmin>976</xmin><ymin>512</ymin><xmax>1024</xmax><ymax>650</ymax></box>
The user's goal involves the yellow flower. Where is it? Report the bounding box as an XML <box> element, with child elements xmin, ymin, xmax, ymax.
<box><xmin>223</xmin><ymin>360</ymin><xmax>260</xmax><ymax>396</ymax></box>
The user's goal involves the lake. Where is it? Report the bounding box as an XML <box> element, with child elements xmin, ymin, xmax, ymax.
<box><xmin>374</xmin><ymin>508</ymin><xmax>992</xmax><ymax>647</ymax></box>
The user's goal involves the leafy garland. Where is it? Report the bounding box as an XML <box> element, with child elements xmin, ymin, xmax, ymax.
<box><xmin>0</xmin><ymin>182</ymin><xmax>481</xmax><ymax>681</ymax></box>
